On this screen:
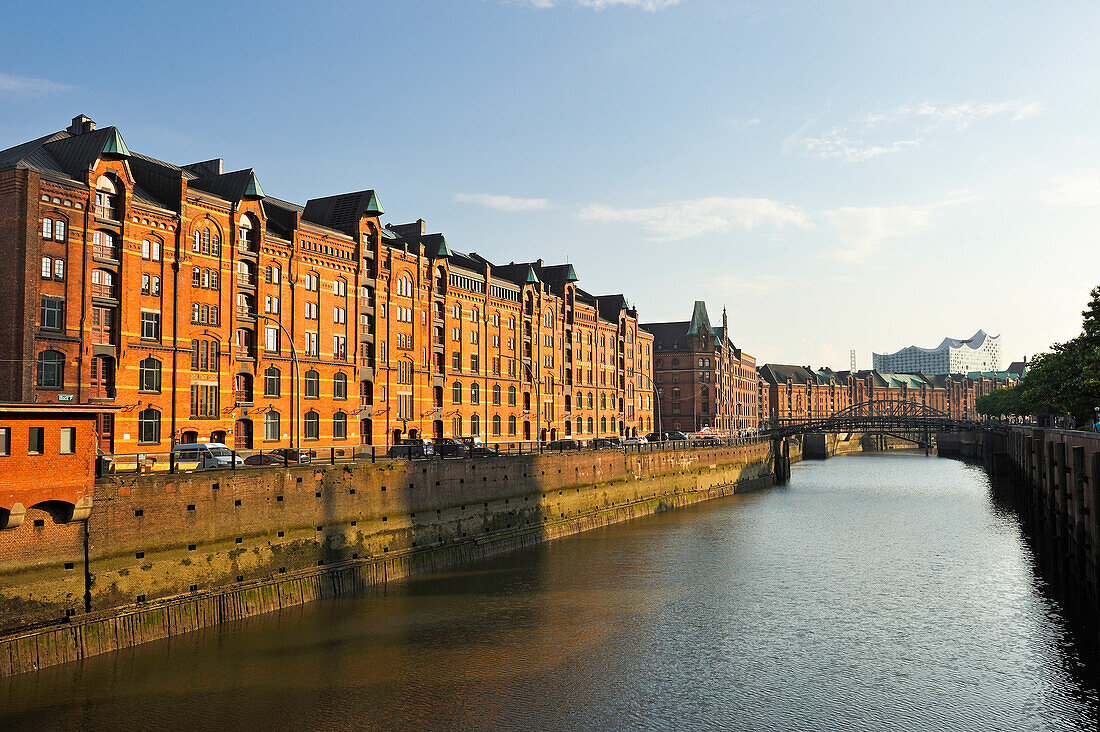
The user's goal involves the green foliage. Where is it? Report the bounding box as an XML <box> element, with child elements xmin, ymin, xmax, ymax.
<box><xmin>978</xmin><ymin>285</ymin><xmax>1100</xmax><ymax>426</ymax></box>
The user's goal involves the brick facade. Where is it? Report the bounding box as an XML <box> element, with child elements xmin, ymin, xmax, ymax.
<box><xmin>645</xmin><ymin>301</ymin><xmax>759</xmax><ymax>436</ymax></box>
<box><xmin>0</xmin><ymin>116</ymin><xmax>655</xmax><ymax>455</ymax></box>
<box><xmin>757</xmin><ymin>364</ymin><xmax>1020</xmax><ymax>427</ymax></box>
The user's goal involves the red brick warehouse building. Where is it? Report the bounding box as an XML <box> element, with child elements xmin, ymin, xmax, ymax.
<box><xmin>0</xmin><ymin>116</ymin><xmax>656</xmax><ymax>453</ymax></box>
<box><xmin>643</xmin><ymin>301</ymin><xmax>759</xmax><ymax>436</ymax></box>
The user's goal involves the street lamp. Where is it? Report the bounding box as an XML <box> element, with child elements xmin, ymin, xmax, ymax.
<box><xmin>521</xmin><ymin>360</ymin><xmax>540</xmax><ymax>442</ymax></box>
<box><xmin>635</xmin><ymin>370</ymin><xmax>661</xmax><ymax>437</ymax></box>
<box><xmin>256</xmin><ymin>314</ymin><xmax>301</xmax><ymax>453</ymax></box>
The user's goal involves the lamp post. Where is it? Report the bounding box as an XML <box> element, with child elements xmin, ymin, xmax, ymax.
<box><xmin>256</xmin><ymin>314</ymin><xmax>301</xmax><ymax>453</ymax></box>
<box><xmin>635</xmin><ymin>370</ymin><xmax>661</xmax><ymax>437</ymax></box>
<box><xmin>521</xmin><ymin>360</ymin><xmax>540</xmax><ymax>442</ymax></box>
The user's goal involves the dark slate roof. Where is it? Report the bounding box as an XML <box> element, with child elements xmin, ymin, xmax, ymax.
<box><xmin>596</xmin><ymin>294</ymin><xmax>627</xmax><ymax>324</ymax></box>
<box><xmin>1006</xmin><ymin>361</ymin><xmax>1027</xmax><ymax>377</ymax></box>
<box><xmin>0</xmin><ymin>131</ymin><xmax>69</xmax><ymax>175</ymax></box>
<box><xmin>645</xmin><ymin>321</ymin><xmax>689</xmax><ymax>351</ymax></box>
<box><xmin>302</xmin><ymin>190</ymin><xmax>383</xmax><ymax>236</ymax></box>
<box><xmin>758</xmin><ymin>364</ymin><xmax>820</xmax><ymax>385</ymax></box>
<box><xmin>261</xmin><ymin>196</ymin><xmax>303</xmax><ymax>239</ymax></box>
<box><xmin>41</xmin><ymin>126</ymin><xmax>129</xmax><ymax>178</ymax></box>
<box><xmin>189</xmin><ymin>168</ymin><xmax>265</xmax><ymax>202</ymax></box>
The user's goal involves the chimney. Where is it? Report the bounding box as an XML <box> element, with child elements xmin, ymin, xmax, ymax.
<box><xmin>68</xmin><ymin>115</ymin><xmax>95</xmax><ymax>135</ymax></box>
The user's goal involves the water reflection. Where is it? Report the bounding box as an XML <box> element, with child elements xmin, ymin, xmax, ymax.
<box><xmin>2</xmin><ymin>453</ymin><xmax>1098</xmax><ymax>730</ymax></box>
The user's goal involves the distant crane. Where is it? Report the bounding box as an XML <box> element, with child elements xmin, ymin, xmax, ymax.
<box><xmin>850</xmin><ymin>349</ymin><xmax>857</xmax><ymax>372</ymax></box>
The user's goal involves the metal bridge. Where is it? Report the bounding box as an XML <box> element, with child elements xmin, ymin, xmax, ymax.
<box><xmin>762</xmin><ymin>398</ymin><xmax>983</xmax><ymax>442</ymax></box>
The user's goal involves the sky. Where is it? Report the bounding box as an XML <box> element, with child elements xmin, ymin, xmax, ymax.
<box><xmin>1</xmin><ymin>0</ymin><xmax>1098</xmax><ymax>370</ymax></box>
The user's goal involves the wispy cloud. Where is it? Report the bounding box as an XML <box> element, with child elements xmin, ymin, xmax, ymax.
<box><xmin>790</xmin><ymin>98</ymin><xmax>1043</xmax><ymax>162</ymax></box>
<box><xmin>0</xmin><ymin>72</ymin><xmax>70</xmax><ymax>96</ymax></box>
<box><xmin>579</xmin><ymin>192</ymin><xmax>983</xmax><ymax>261</ymax></box>
<box><xmin>823</xmin><ymin>194</ymin><xmax>983</xmax><ymax>262</ymax></box>
<box><xmin>455</xmin><ymin>192</ymin><xmax>552</xmax><ymax>212</ymax></box>
<box><xmin>509</xmin><ymin>0</ymin><xmax>683</xmax><ymax>9</ymax></box>
<box><xmin>1040</xmin><ymin>173</ymin><xmax>1100</xmax><ymax>208</ymax></box>
<box><xmin>578</xmin><ymin>197</ymin><xmax>810</xmax><ymax>240</ymax></box>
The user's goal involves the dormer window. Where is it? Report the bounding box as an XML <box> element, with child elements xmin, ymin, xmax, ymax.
<box><xmin>95</xmin><ymin>175</ymin><xmax>120</xmax><ymax>220</ymax></box>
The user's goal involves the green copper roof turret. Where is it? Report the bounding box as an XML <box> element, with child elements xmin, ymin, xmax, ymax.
<box><xmin>525</xmin><ymin>266</ymin><xmax>539</xmax><ymax>284</ymax></box>
<box><xmin>686</xmin><ymin>300</ymin><xmax>711</xmax><ymax>335</ymax></box>
<box><xmin>243</xmin><ymin>170</ymin><xmax>265</xmax><ymax>198</ymax></box>
<box><xmin>364</xmin><ymin>190</ymin><xmax>384</xmax><ymax>216</ymax></box>
<box><xmin>102</xmin><ymin>127</ymin><xmax>130</xmax><ymax>157</ymax></box>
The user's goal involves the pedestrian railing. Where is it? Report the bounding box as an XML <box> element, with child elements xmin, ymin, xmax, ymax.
<box><xmin>95</xmin><ymin>434</ymin><xmax>771</xmax><ymax>479</ymax></box>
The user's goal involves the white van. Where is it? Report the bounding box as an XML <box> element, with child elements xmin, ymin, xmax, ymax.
<box><xmin>171</xmin><ymin>442</ymin><xmax>245</xmax><ymax>470</ymax></box>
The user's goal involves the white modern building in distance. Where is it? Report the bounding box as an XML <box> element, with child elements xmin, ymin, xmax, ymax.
<box><xmin>872</xmin><ymin>330</ymin><xmax>1001</xmax><ymax>375</ymax></box>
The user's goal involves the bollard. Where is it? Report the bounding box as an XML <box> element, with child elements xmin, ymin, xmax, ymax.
<box><xmin>331</xmin><ymin>447</ymin><xmax>336</xmax><ymax>465</ymax></box>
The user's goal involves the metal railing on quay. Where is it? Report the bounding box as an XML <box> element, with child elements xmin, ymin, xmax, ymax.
<box><xmin>95</xmin><ymin>433</ymin><xmax>771</xmax><ymax>479</ymax></box>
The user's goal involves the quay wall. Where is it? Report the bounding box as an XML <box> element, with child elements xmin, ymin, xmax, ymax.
<box><xmin>0</xmin><ymin>442</ymin><xmax>775</xmax><ymax>677</ymax></box>
<box><xmin>939</xmin><ymin>428</ymin><xmax>1100</xmax><ymax>643</ymax></box>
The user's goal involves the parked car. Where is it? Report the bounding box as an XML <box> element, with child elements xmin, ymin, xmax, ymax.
<box><xmin>268</xmin><ymin>447</ymin><xmax>312</xmax><ymax>464</ymax></box>
<box><xmin>590</xmin><ymin>437</ymin><xmax>620</xmax><ymax>449</ymax></box>
<box><xmin>666</xmin><ymin>431</ymin><xmax>690</xmax><ymax>442</ymax></box>
<box><xmin>645</xmin><ymin>432</ymin><xmax>664</xmax><ymax>442</ymax></box>
<box><xmin>171</xmin><ymin>442</ymin><xmax>244</xmax><ymax>470</ymax></box>
<box><xmin>388</xmin><ymin>438</ymin><xmax>435</xmax><ymax>459</ymax></box>
<box><xmin>243</xmin><ymin>453</ymin><xmax>286</xmax><ymax>466</ymax></box>
<box><xmin>547</xmin><ymin>438</ymin><xmax>582</xmax><ymax>451</ymax></box>
<box><xmin>433</xmin><ymin>438</ymin><xmax>468</xmax><ymax>457</ymax></box>
<box><xmin>468</xmin><ymin>445</ymin><xmax>500</xmax><ymax>457</ymax></box>
<box><xmin>694</xmin><ymin>435</ymin><xmax>722</xmax><ymax>446</ymax></box>
<box><xmin>622</xmin><ymin>436</ymin><xmax>646</xmax><ymax>446</ymax></box>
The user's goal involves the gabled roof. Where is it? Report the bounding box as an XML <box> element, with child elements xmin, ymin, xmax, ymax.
<box><xmin>41</xmin><ymin>126</ymin><xmax>130</xmax><ymax>177</ymax></box>
<box><xmin>302</xmin><ymin>190</ymin><xmax>384</xmax><ymax>236</ymax></box>
<box><xmin>189</xmin><ymin>168</ymin><xmax>265</xmax><ymax>202</ymax></box>
<box><xmin>759</xmin><ymin>364</ymin><xmax>819</xmax><ymax>385</ymax></box>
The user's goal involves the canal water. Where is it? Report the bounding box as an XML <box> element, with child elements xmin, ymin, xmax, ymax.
<box><xmin>3</xmin><ymin>453</ymin><xmax>1099</xmax><ymax>730</ymax></box>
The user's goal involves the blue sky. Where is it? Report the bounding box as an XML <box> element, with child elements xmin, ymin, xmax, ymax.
<box><xmin>2</xmin><ymin>0</ymin><xmax>1098</xmax><ymax>369</ymax></box>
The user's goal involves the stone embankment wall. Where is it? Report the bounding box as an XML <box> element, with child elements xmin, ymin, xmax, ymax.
<box><xmin>940</xmin><ymin>428</ymin><xmax>1100</xmax><ymax>642</ymax></box>
<box><xmin>0</xmin><ymin>442</ymin><xmax>774</xmax><ymax>677</ymax></box>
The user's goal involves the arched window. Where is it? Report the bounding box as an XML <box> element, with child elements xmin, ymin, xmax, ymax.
<box><xmin>508</xmin><ymin>386</ymin><xmax>517</xmax><ymax>407</ymax></box>
<box><xmin>575</xmin><ymin>417</ymin><xmax>582</xmax><ymax>435</ymax></box>
<box><xmin>601</xmin><ymin>417</ymin><xmax>607</xmax><ymax>433</ymax></box>
<box><xmin>492</xmin><ymin>384</ymin><xmax>501</xmax><ymax>405</ymax></box>
<box><xmin>452</xmin><ymin>416</ymin><xmax>462</xmax><ymax>437</ymax></box>
<box><xmin>470</xmin><ymin>382</ymin><xmax>480</xmax><ymax>405</ymax></box>
<box><xmin>575</xmin><ymin>391</ymin><xmax>582</xmax><ymax>408</ymax></box>
<box><xmin>95</xmin><ymin>175</ymin><xmax>120</xmax><ymax>220</ymax></box>
<box><xmin>303</xmin><ymin>410</ymin><xmax>320</xmax><ymax>440</ymax></box>
<box><xmin>91</xmin><ymin>268</ymin><xmax>115</xmax><ymax>298</ymax></box>
<box><xmin>587</xmin><ymin>417</ymin><xmax>594</xmax><ymax>433</ymax></box>
<box><xmin>470</xmin><ymin>414</ymin><xmax>480</xmax><ymax>436</ymax></box>
<box><xmin>264</xmin><ymin>411</ymin><xmax>280</xmax><ymax>441</ymax></box>
<box><xmin>333</xmin><ymin>412</ymin><xmax>347</xmax><ymax>440</ymax></box>
<box><xmin>588</xmin><ymin>392</ymin><xmax>594</xmax><ymax>409</ymax></box>
<box><xmin>138</xmin><ymin>407</ymin><xmax>160</xmax><ymax>444</ymax></box>
<box><xmin>333</xmin><ymin>372</ymin><xmax>347</xmax><ymax>400</ymax></box>
<box><xmin>304</xmin><ymin>370</ymin><xmax>319</xmax><ymax>398</ymax></box>
<box><xmin>492</xmin><ymin>414</ymin><xmax>501</xmax><ymax>436</ymax></box>
<box><xmin>264</xmin><ymin>366</ymin><xmax>280</xmax><ymax>397</ymax></box>
<box><xmin>397</xmin><ymin>275</ymin><xmax>412</xmax><ymax>298</ymax></box>
<box><xmin>238</xmin><ymin>214</ymin><xmax>258</xmax><ymax>253</ymax></box>
<box><xmin>36</xmin><ymin>350</ymin><xmax>65</xmax><ymax>388</ymax></box>
<box><xmin>544</xmin><ymin>310</ymin><xmax>553</xmax><ymax>328</ymax></box>
<box><xmin>601</xmin><ymin>393</ymin><xmax>607</xmax><ymax>409</ymax></box>
<box><xmin>471</xmin><ymin>307</ymin><xmax>479</xmax><ymax>324</ymax></box>
<box><xmin>452</xmin><ymin>381</ymin><xmax>462</xmax><ymax>404</ymax></box>
<box><xmin>139</xmin><ymin>357</ymin><xmax>161</xmax><ymax>393</ymax></box>
<box><xmin>92</xmin><ymin>230</ymin><xmax>117</xmax><ymax>259</ymax></box>
<box><xmin>508</xmin><ymin>415</ymin><xmax>517</xmax><ymax>435</ymax></box>
<box><xmin>191</xmin><ymin>339</ymin><xmax>220</xmax><ymax>373</ymax></box>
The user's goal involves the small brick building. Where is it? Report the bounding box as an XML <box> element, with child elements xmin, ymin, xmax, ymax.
<box><xmin>0</xmin><ymin>403</ymin><xmax>105</xmax><ymax>529</ymax></box>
